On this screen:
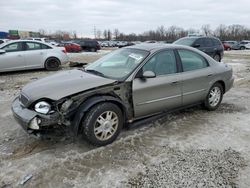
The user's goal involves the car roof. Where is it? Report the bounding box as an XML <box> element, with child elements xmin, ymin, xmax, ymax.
<box><xmin>125</xmin><ymin>43</ymin><xmax>198</xmax><ymax>52</ymax></box>
<box><xmin>0</xmin><ymin>39</ymin><xmax>54</xmax><ymax>48</ymax></box>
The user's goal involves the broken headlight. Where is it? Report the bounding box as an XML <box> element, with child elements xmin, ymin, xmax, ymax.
<box><xmin>34</xmin><ymin>101</ymin><xmax>51</xmax><ymax>114</ymax></box>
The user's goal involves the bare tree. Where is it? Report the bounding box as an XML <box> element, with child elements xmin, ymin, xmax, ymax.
<box><xmin>96</xmin><ymin>29</ymin><xmax>102</xmax><ymax>39</ymax></box>
<box><xmin>107</xmin><ymin>30</ymin><xmax>112</xmax><ymax>40</ymax></box>
<box><xmin>38</xmin><ymin>29</ymin><xmax>47</xmax><ymax>37</ymax></box>
<box><xmin>201</xmin><ymin>24</ymin><xmax>212</xmax><ymax>36</ymax></box>
<box><xmin>113</xmin><ymin>29</ymin><xmax>120</xmax><ymax>40</ymax></box>
<box><xmin>103</xmin><ymin>30</ymin><xmax>108</xmax><ymax>40</ymax></box>
<box><xmin>72</xmin><ymin>31</ymin><xmax>77</xmax><ymax>39</ymax></box>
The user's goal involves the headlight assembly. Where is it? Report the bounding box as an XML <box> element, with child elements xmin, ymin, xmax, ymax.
<box><xmin>34</xmin><ymin>101</ymin><xmax>51</xmax><ymax>114</ymax></box>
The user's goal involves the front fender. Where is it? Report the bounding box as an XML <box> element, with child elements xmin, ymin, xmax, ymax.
<box><xmin>71</xmin><ymin>95</ymin><xmax>127</xmax><ymax>136</ymax></box>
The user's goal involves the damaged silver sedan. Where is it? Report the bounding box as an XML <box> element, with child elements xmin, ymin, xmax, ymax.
<box><xmin>12</xmin><ymin>44</ymin><xmax>234</xmax><ymax>146</ymax></box>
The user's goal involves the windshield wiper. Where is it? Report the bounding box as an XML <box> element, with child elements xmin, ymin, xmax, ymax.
<box><xmin>85</xmin><ymin>69</ymin><xmax>105</xmax><ymax>77</ymax></box>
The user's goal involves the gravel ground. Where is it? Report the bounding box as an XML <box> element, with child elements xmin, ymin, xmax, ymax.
<box><xmin>0</xmin><ymin>49</ymin><xmax>250</xmax><ymax>187</ymax></box>
<box><xmin>127</xmin><ymin>148</ymin><xmax>245</xmax><ymax>187</ymax></box>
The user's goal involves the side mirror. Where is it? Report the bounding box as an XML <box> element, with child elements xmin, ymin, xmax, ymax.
<box><xmin>0</xmin><ymin>49</ymin><xmax>6</xmax><ymax>54</ymax></box>
<box><xmin>142</xmin><ymin>71</ymin><xmax>156</xmax><ymax>78</ymax></box>
<box><xmin>192</xmin><ymin>44</ymin><xmax>200</xmax><ymax>48</ymax></box>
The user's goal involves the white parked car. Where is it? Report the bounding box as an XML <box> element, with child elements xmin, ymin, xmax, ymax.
<box><xmin>0</xmin><ymin>40</ymin><xmax>69</xmax><ymax>72</ymax></box>
<box><xmin>0</xmin><ymin>39</ymin><xmax>10</xmax><ymax>44</ymax></box>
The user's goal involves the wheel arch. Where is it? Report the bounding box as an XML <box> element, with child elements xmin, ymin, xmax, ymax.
<box><xmin>216</xmin><ymin>80</ymin><xmax>225</xmax><ymax>93</ymax></box>
<box><xmin>71</xmin><ymin>95</ymin><xmax>128</xmax><ymax>136</ymax></box>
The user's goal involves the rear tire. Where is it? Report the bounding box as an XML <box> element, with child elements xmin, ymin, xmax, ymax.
<box><xmin>240</xmin><ymin>46</ymin><xmax>245</xmax><ymax>50</ymax></box>
<box><xmin>204</xmin><ymin>83</ymin><xmax>223</xmax><ymax>111</ymax></box>
<box><xmin>82</xmin><ymin>103</ymin><xmax>123</xmax><ymax>146</ymax></box>
<box><xmin>45</xmin><ymin>58</ymin><xmax>60</xmax><ymax>71</ymax></box>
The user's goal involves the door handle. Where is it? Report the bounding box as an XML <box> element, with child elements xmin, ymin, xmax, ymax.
<box><xmin>171</xmin><ymin>81</ymin><xmax>179</xmax><ymax>85</ymax></box>
<box><xmin>17</xmin><ymin>54</ymin><xmax>22</xmax><ymax>57</ymax></box>
<box><xmin>207</xmin><ymin>74</ymin><xmax>213</xmax><ymax>77</ymax></box>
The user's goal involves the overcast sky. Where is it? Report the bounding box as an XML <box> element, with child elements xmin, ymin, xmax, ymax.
<box><xmin>0</xmin><ymin>0</ymin><xmax>250</xmax><ymax>37</ymax></box>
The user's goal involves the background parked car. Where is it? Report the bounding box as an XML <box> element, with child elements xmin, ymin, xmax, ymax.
<box><xmin>174</xmin><ymin>36</ymin><xmax>224</xmax><ymax>62</ymax></box>
<box><xmin>75</xmin><ymin>40</ymin><xmax>101</xmax><ymax>52</ymax></box>
<box><xmin>0</xmin><ymin>39</ymin><xmax>10</xmax><ymax>44</ymax></box>
<box><xmin>0</xmin><ymin>40</ymin><xmax>69</xmax><ymax>72</ymax></box>
<box><xmin>223</xmin><ymin>41</ymin><xmax>238</xmax><ymax>50</ymax></box>
<box><xmin>62</xmin><ymin>42</ymin><xmax>82</xmax><ymax>53</ymax></box>
<box><xmin>232</xmin><ymin>40</ymin><xmax>250</xmax><ymax>50</ymax></box>
<box><xmin>222</xmin><ymin>41</ymin><xmax>231</xmax><ymax>51</ymax></box>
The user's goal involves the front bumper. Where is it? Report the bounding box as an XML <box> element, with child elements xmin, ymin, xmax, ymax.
<box><xmin>11</xmin><ymin>97</ymin><xmax>60</xmax><ymax>133</ymax></box>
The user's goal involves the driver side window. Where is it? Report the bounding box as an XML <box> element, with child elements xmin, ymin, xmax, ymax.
<box><xmin>143</xmin><ymin>50</ymin><xmax>177</xmax><ymax>76</ymax></box>
<box><xmin>2</xmin><ymin>42</ymin><xmax>23</xmax><ymax>52</ymax></box>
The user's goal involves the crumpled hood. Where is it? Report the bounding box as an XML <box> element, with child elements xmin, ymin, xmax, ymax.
<box><xmin>22</xmin><ymin>69</ymin><xmax>116</xmax><ymax>102</ymax></box>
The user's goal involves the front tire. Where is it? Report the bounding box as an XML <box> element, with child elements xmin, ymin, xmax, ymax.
<box><xmin>204</xmin><ymin>83</ymin><xmax>223</xmax><ymax>111</ymax></box>
<box><xmin>82</xmin><ymin>103</ymin><xmax>123</xmax><ymax>146</ymax></box>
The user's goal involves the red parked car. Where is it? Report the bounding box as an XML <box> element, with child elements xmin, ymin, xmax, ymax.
<box><xmin>63</xmin><ymin>42</ymin><xmax>82</xmax><ymax>52</ymax></box>
<box><xmin>222</xmin><ymin>41</ymin><xmax>231</xmax><ymax>51</ymax></box>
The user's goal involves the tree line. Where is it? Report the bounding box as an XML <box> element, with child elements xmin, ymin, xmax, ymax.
<box><xmin>39</xmin><ymin>24</ymin><xmax>250</xmax><ymax>42</ymax></box>
<box><xmin>98</xmin><ymin>24</ymin><xmax>250</xmax><ymax>42</ymax></box>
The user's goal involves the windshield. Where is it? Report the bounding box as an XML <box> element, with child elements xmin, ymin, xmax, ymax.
<box><xmin>174</xmin><ymin>38</ymin><xmax>197</xmax><ymax>46</ymax></box>
<box><xmin>85</xmin><ymin>48</ymin><xmax>149</xmax><ymax>80</ymax></box>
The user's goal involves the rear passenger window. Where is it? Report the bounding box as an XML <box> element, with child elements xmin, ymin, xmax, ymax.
<box><xmin>178</xmin><ymin>50</ymin><xmax>208</xmax><ymax>72</ymax></box>
<box><xmin>25</xmin><ymin>42</ymin><xmax>42</xmax><ymax>50</ymax></box>
<box><xmin>203</xmin><ymin>38</ymin><xmax>213</xmax><ymax>47</ymax></box>
<box><xmin>212</xmin><ymin>39</ymin><xmax>221</xmax><ymax>46</ymax></box>
<box><xmin>41</xmin><ymin>44</ymin><xmax>51</xmax><ymax>49</ymax></box>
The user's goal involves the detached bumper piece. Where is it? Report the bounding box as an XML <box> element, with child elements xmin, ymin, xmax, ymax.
<box><xmin>11</xmin><ymin>97</ymin><xmax>60</xmax><ymax>134</ymax></box>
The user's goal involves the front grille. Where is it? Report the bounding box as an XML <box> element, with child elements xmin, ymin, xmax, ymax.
<box><xmin>19</xmin><ymin>93</ymin><xmax>29</xmax><ymax>107</ymax></box>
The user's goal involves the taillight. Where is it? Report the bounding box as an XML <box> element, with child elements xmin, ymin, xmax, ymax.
<box><xmin>62</xmin><ymin>47</ymin><xmax>67</xmax><ymax>53</ymax></box>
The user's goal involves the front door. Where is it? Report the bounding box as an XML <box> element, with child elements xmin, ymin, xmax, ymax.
<box><xmin>132</xmin><ymin>50</ymin><xmax>182</xmax><ymax>118</ymax></box>
<box><xmin>0</xmin><ymin>42</ymin><xmax>26</xmax><ymax>72</ymax></box>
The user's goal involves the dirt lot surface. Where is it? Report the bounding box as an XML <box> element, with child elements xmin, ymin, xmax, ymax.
<box><xmin>1</xmin><ymin>49</ymin><xmax>250</xmax><ymax>187</ymax></box>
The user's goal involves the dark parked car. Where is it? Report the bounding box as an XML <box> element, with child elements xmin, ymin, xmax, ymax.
<box><xmin>12</xmin><ymin>44</ymin><xmax>234</xmax><ymax>146</ymax></box>
<box><xmin>174</xmin><ymin>37</ymin><xmax>224</xmax><ymax>62</ymax></box>
<box><xmin>75</xmin><ymin>40</ymin><xmax>101</xmax><ymax>52</ymax></box>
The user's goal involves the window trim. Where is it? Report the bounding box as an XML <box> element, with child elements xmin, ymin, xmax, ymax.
<box><xmin>1</xmin><ymin>42</ymin><xmax>24</xmax><ymax>53</ymax></box>
<box><xmin>24</xmin><ymin>41</ymin><xmax>44</xmax><ymax>51</ymax></box>
<box><xmin>176</xmin><ymin>48</ymin><xmax>210</xmax><ymax>73</ymax></box>
<box><xmin>136</xmin><ymin>49</ymin><xmax>180</xmax><ymax>78</ymax></box>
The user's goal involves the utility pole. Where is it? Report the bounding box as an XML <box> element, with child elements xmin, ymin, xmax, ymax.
<box><xmin>94</xmin><ymin>26</ymin><xmax>96</xmax><ymax>39</ymax></box>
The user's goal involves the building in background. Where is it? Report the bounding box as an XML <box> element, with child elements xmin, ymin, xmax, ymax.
<box><xmin>8</xmin><ymin>30</ymin><xmax>20</xmax><ymax>39</ymax></box>
<box><xmin>18</xmin><ymin>31</ymin><xmax>30</xmax><ymax>39</ymax></box>
<box><xmin>0</xmin><ymin>31</ymin><xmax>8</xmax><ymax>39</ymax></box>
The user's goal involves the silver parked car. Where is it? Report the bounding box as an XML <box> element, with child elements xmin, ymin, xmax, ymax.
<box><xmin>0</xmin><ymin>40</ymin><xmax>69</xmax><ymax>72</ymax></box>
<box><xmin>12</xmin><ymin>44</ymin><xmax>234</xmax><ymax>146</ymax></box>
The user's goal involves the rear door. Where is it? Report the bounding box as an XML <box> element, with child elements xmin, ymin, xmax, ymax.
<box><xmin>177</xmin><ymin>49</ymin><xmax>214</xmax><ymax>106</ymax></box>
<box><xmin>132</xmin><ymin>50</ymin><xmax>182</xmax><ymax>118</ymax></box>
<box><xmin>0</xmin><ymin>42</ymin><xmax>26</xmax><ymax>72</ymax></box>
<box><xmin>23</xmin><ymin>41</ymin><xmax>46</xmax><ymax>68</ymax></box>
